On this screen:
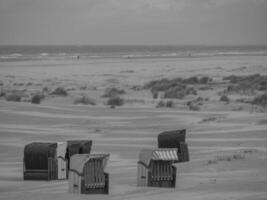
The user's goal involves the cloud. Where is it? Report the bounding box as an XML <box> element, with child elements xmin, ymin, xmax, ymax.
<box><xmin>0</xmin><ymin>0</ymin><xmax>266</xmax><ymax>45</ymax></box>
<box><xmin>0</xmin><ymin>0</ymin><xmax>259</xmax><ymax>16</ymax></box>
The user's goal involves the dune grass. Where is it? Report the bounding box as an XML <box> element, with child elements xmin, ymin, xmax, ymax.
<box><xmin>145</xmin><ymin>77</ymin><xmax>203</xmax><ymax>99</ymax></box>
<box><xmin>252</xmin><ymin>93</ymin><xmax>267</xmax><ymax>106</ymax></box>
<box><xmin>31</xmin><ymin>93</ymin><xmax>45</xmax><ymax>104</ymax></box>
<box><xmin>156</xmin><ymin>100</ymin><xmax>174</xmax><ymax>108</ymax></box>
<box><xmin>107</xmin><ymin>96</ymin><xmax>124</xmax><ymax>106</ymax></box>
<box><xmin>50</xmin><ymin>87</ymin><xmax>68</xmax><ymax>96</ymax></box>
<box><xmin>207</xmin><ymin>153</ymin><xmax>245</xmax><ymax>165</ymax></box>
<box><xmin>220</xmin><ymin>94</ymin><xmax>230</xmax><ymax>103</ymax></box>
<box><xmin>5</xmin><ymin>93</ymin><xmax>22</xmax><ymax>102</ymax></box>
<box><xmin>74</xmin><ymin>95</ymin><xmax>96</xmax><ymax>105</ymax></box>
<box><xmin>102</xmin><ymin>87</ymin><xmax>126</xmax><ymax>98</ymax></box>
<box><xmin>224</xmin><ymin>74</ymin><xmax>267</xmax><ymax>94</ymax></box>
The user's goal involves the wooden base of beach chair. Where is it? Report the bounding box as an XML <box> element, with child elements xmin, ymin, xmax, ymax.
<box><xmin>149</xmin><ymin>180</ymin><xmax>175</xmax><ymax>188</ymax></box>
<box><xmin>81</xmin><ymin>173</ymin><xmax>109</xmax><ymax>194</ymax></box>
<box><xmin>24</xmin><ymin>171</ymin><xmax>49</xmax><ymax>180</ymax></box>
<box><xmin>23</xmin><ymin>158</ymin><xmax>58</xmax><ymax>180</ymax></box>
<box><xmin>148</xmin><ymin>166</ymin><xmax>176</xmax><ymax>188</ymax></box>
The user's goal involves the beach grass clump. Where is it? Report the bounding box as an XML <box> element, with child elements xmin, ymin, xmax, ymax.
<box><xmin>120</xmin><ymin>70</ymin><xmax>134</xmax><ymax>73</ymax></box>
<box><xmin>186</xmin><ymin>97</ymin><xmax>205</xmax><ymax>111</ymax></box>
<box><xmin>50</xmin><ymin>87</ymin><xmax>68</xmax><ymax>96</ymax></box>
<box><xmin>156</xmin><ymin>100</ymin><xmax>174</xmax><ymax>108</ymax></box>
<box><xmin>251</xmin><ymin>93</ymin><xmax>267</xmax><ymax>106</ymax></box>
<box><xmin>166</xmin><ymin>100</ymin><xmax>174</xmax><ymax>108</ymax></box>
<box><xmin>74</xmin><ymin>95</ymin><xmax>96</xmax><ymax>105</ymax></box>
<box><xmin>31</xmin><ymin>93</ymin><xmax>45</xmax><ymax>104</ymax></box>
<box><xmin>224</xmin><ymin>74</ymin><xmax>267</xmax><ymax>93</ymax></box>
<box><xmin>131</xmin><ymin>85</ymin><xmax>142</xmax><ymax>91</ymax></box>
<box><xmin>207</xmin><ymin>153</ymin><xmax>245</xmax><ymax>165</ymax></box>
<box><xmin>145</xmin><ymin>77</ymin><xmax>203</xmax><ymax>99</ymax></box>
<box><xmin>207</xmin><ymin>159</ymin><xmax>217</xmax><ymax>165</ymax></box>
<box><xmin>153</xmin><ymin>92</ymin><xmax>158</xmax><ymax>99</ymax></box>
<box><xmin>220</xmin><ymin>94</ymin><xmax>230</xmax><ymax>103</ymax></box>
<box><xmin>243</xmin><ymin>149</ymin><xmax>254</xmax><ymax>154</ymax></box>
<box><xmin>199</xmin><ymin>86</ymin><xmax>213</xmax><ymax>90</ymax></box>
<box><xmin>164</xmin><ymin>85</ymin><xmax>187</xmax><ymax>99</ymax></box>
<box><xmin>144</xmin><ymin>78</ymin><xmax>184</xmax><ymax>93</ymax></box>
<box><xmin>183</xmin><ymin>76</ymin><xmax>212</xmax><ymax>84</ymax></box>
<box><xmin>200</xmin><ymin>117</ymin><xmax>217</xmax><ymax>123</ymax></box>
<box><xmin>223</xmin><ymin>74</ymin><xmax>263</xmax><ymax>84</ymax></box>
<box><xmin>0</xmin><ymin>88</ymin><xmax>6</xmax><ymax>97</ymax></box>
<box><xmin>222</xmin><ymin>154</ymin><xmax>245</xmax><ymax>161</ymax></box>
<box><xmin>186</xmin><ymin>87</ymin><xmax>198</xmax><ymax>95</ymax></box>
<box><xmin>156</xmin><ymin>100</ymin><xmax>166</xmax><ymax>108</ymax></box>
<box><xmin>125</xmin><ymin>99</ymin><xmax>145</xmax><ymax>104</ymax></box>
<box><xmin>80</xmin><ymin>85</ymin><xmax>87</xmax><ymax>90</ymax></box>
<box><xmin>102</xmin><ymin>87</ymin><xmax>126</xmax><ymax>98</ymax></box>
<box><xmin>232</xmin><ymin>106</ymin><xmax>243</xmax><ymax>111</ymax></box>
<box><xmin>107</xmin><ymin>96</ymin><xmax>124</xmax><ymax>106</ymax></box>
<box><xmin>236</xmin><ymin>98</ymin><xmax>249</xmax><ymax>103</ymax></box>
<box><xmin>5</xmin><ymin>92</ymin><xmax>22</xmax><ymax>102</ymax></box>
<box><xmin>184</xmin><ymin>76</ymin><xmax>199</xmax><ymax>84</ymax></box>
<box><xmin>199</xmin><ymin>76</ymin><xmax>212</xmax><ymax>84</ymax></box>
<box><xmin>164</xmin><ymin>86</ymin><xmax>197</xmax><ymax>99</ymax></box>
<box><xmin>42</xmin><ymin>86</ymin><xmax>50</xmax><ymax>93</ymax></box>
<box><xmin>227</xmin><ymin>83</ymin><xmax>255</xmax><ymax>95</ymax></box>
<box><xmin>257</xmin><ymin>119</ymin><xmax>267</xmax><ymax>125</ymax></box>
<box><xmin>187</xmin><ymin>101</ymin><xmax>200</xmax><ymax>111</ymax></box>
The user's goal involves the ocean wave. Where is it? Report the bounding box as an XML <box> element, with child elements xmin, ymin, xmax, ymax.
<box><xmin>0</xmin><ymin>53</ymin><xmax>23</xmax><ymax>59</ymax></box>
<box><xmin>1</xmin><ymin>45</ymin><xmax>267</xmax><ymax>61</ymax></box>
<box><xmin>214</xmin><ymin>51</ymin><xmax>267</xmax><ymax>56</ymax></box>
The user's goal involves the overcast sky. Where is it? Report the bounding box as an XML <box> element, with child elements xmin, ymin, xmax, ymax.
<box><xmin>0</xmin><ymin>0</ymin><xmax>267</xmax><ymax>45</ymax></box>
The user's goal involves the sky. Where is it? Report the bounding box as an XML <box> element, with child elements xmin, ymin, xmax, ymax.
<box><xmin>0</xmin><ymin>0</ymin><xmax>267</xmax><ymax>45</ymax></box>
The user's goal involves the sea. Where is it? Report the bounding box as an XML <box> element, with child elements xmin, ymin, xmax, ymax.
<box><xmin>0</xmin><ymin>45</ymin><xmax>267</xmax><ymax>62</ymax></box>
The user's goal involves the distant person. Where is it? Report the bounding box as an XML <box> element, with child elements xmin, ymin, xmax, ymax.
<box><xmin>77</xmin><ymin>55</ymin><xmax>80</xmax><ymax>60</ymax></box>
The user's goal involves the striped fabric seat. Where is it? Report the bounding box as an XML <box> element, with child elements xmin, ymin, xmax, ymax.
<box><xmin>151</xmin><ymin>162</ymin><xmax>173</xmax><ymax>181</ymax></box>
<box><xmin>84</xmin><ymin>159</ymin><xmax>105</xmax><ymax>188</ymax></box>
<box><xmin>149</xmin><ymin>149</ymin><xmax>177</xmax><ymax>181</ymax></box>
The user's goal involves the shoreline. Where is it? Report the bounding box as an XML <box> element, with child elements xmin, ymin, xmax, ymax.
<box><xmin>1</xmin><ymin>54</ymin><xmax>267</xmax><ymax>63</ymax></box>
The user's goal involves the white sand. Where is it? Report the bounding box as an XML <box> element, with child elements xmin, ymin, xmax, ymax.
<box><xmin>0</xmin><ymin>56</ymin><xmax>267</xmax><ymax>200</ymax></box>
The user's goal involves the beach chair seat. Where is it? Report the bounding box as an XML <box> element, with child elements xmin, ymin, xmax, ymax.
<box><xmin>69</xmin><ymin>154</ymin><xmax>109</xmax><ymax>194</ymax></box>
<box><xmin>138</xmin><ymin>149</ymin><xmax>178</xmax><ymax>188</ymax></box>
<box><xmin>83</xmin><ymin>157</ymin><xmax>107</xmax><ymax>189</ymax></box>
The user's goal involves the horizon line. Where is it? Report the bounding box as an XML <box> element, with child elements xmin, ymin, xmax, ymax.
<box><xmin>1</xmin><ymin>44</ymin><xmax>267</xmax><ymax>47</ymax></box>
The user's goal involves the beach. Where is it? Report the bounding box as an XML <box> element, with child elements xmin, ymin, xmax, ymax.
<box><xmin>0</xmin><ymin>55</ymin><xmax>267</xmax><ymax>200</ymax></box>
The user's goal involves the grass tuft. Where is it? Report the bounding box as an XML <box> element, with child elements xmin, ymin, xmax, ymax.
<box><xmin>107</xmin><ymin>96</ymin><xmax>124</xmax><ymax>106</ymax></box>
<box><xmin>102</xmin><ymin>87</ymin><xmax>126</xmax><ymax>98</ymax></box>
<box><xmin>74</xmin><ymin>95</ymin><xmax>96</xmax><ymax>105</ymax></box>
<box><xmin>50</xmin><ymin>87</ymin><xmax>68</xmax><ymax>96</ymax></box>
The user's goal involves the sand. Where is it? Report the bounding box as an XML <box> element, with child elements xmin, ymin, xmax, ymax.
<box><xmin>0</xmin><ymin>56</ymin><xmax>267</xmax><ymax>200</ymax></box>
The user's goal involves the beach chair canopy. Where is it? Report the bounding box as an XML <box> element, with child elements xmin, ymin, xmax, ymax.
<box><xmin>67</xmin><ymin>140</ymin><xmax>92</xmax><ymax>158</ymax></box>
<box><xmin>158</xmin><ymin>129</ymin><xmax>186</xmax><ymax>148</ymax></box>
<box><xmin>69</xmin><ymin>154</ymin><xmax>109</xmax><ymax>175</ymax></box>
<box><xmin>24</xmin><ymin>142</ymin><xmax>57</xmax><ymax>170</ymax></box>
<box><xmin>139</xmin><ymin>149</ymin><xmax>178</xmax><ymax>167</ymax></box>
